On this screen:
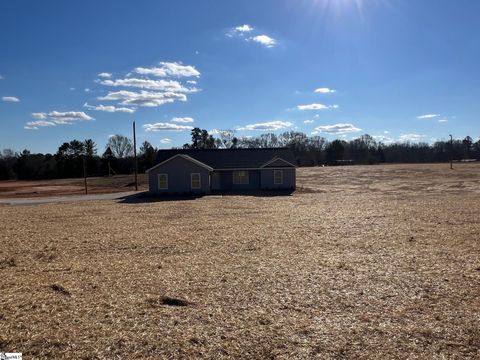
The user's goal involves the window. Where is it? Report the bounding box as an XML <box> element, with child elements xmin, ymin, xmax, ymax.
<box><xmin>274</xmin><ymin>170</ymin><xmax>283</xmax><ymax>185</ymax></box>
<box><xmin>191</xmin><ymin>173</ymin><xmax>201</xmax><ymax>189</ymax></box>
<box><xmin>158</xmin><ymin>174</ymin><xmax>168</xmax><ymax>190</ymax></box>
<box><xmin>233</xmin><ymin>170</ymin><xmax>249</xmax><ymax>185</ymax></box>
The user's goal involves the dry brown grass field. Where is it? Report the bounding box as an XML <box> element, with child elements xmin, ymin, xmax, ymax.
<box><xmin>1</xmin><ymin>163</ymin><xmax>479</xmax><ymax>359</ymax></box>
<box><xmin>0</xmin><ymin>175</ymin><xmax>148</xmax><ymax>198</ymax></box>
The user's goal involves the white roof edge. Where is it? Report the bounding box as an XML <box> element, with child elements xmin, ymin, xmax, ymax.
<box><xmin>260</xmin><ymin>156</ymin><xmax>297</xmax><ymax>168</ymax></box>
<box><xmin>146</xmin><ymin>154</ymin><xmax>213</xmax><ymax>173</ymax></box>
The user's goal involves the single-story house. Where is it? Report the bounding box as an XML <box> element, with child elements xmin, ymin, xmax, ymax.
<box><xmin>146</xmin><ymin>148</ymin><xmax>297</xmax><ymax>195</ymax></box>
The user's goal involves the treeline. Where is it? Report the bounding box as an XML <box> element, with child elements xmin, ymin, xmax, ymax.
<box><xmin>1</xmin><ymin>129</ymin><xmax>479</xmax><ymax>180</ymax></box>
<box><xmin>183</xmin><ymin>129</ymin><xmax>479</xmax><ymax>166</ymax></box>
<box><xmin>0</xmin><ymin>135</ymin><xmax>157</xmax><ymax>180</ymax></box>
<box><xmin>280</xmin><ymin>133</ymin><xmax>480</xmax><ymax>166</ymax></box>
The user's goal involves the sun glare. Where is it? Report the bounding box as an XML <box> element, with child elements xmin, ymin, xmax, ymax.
<box><xmin>309</xmin><ymin>0</ymin><xmax>378</xmax><ymax>21</ymax></box>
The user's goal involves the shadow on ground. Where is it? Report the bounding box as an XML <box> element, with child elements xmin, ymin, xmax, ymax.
<box><xmin>117</xmin><ymin>190</ymin><xmax>295</xmax><ymax>204</ymax></box>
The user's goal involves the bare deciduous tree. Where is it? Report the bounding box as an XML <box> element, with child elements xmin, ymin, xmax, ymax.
<box><xmin>106</xmin><ymin>135</ymin><xmax>133</xmax><ymax>158</ymax></box>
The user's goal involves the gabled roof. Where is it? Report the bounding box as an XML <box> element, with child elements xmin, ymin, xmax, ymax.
<box><xmin>146</xmin><ymin>154</ymin><xmax>213</xmax><ymax>173</ymax></box>
<box><xmin>260</xmin><ymin>156</ymin><xmax>297</xmax><ymax>168</ymax></box>
<box><xmin>150</xmin><ymin>148</ymin><xmax>297</xmax><ymax>171</ymax></box>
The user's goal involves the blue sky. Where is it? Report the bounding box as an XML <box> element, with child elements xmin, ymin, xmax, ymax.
<box><xmin>1</xmin><ymin>0</ymin><xmax>479</xmax><ymax>153</ymax></box>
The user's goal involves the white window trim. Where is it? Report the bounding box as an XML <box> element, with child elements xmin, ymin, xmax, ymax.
<box><xmin>274</xmin><ymin>170</ymin><xmax>283</xmax><ymax>185</ymax></box>
<box><xmin>233</xmin><ymin>170</ymin><xmax>249</xmax><ymax>185</ymax></box>
<box><xmin>158</xmin><ymin>173</ymin><xmax>168</xmax><ymax>190</ymax></box>
<box><xmin>191</xmin><ymin>173</ymin><xmax>201</xmax><ymax>189</ymax></box>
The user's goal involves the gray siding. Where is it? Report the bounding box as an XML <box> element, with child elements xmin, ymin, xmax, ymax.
<box><xmin>260</xmin><ymin>168</ymin><xmax>296</xmax><ymax>190</ymax></box>
<box><xmin>218</xmin><ymin>170</ymin><xmax>261</xmax><ymax>191</ymax></box>
<box><xmin>148</xmin><ymin>156</ymin><xmax>210</xmax><ymax>194</ymax></box>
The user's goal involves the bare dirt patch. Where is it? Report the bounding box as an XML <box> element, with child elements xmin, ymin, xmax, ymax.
<box><xmin>0</xmin><ymin>163</ymin><xmax>479</xmax><ymax>359</ymax></box>
<box><xmin>0</xmin><ymin>175</ymin><xmax>147</xmax><ymax>198</ymax></box>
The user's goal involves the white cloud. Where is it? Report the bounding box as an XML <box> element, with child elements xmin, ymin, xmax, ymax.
<box><xmin>438</xmin><ymin>119</ymin><xmax>448</xmax><ymax>123</ymax></box>
<box><xmin>399</xmin><ymin>133</ymin><xmax>426</xmax><ymax>142</ymax></box>
<box><xmin>313</xmin><ymin>123</ymin><xmax>361</xmax><ymax>134</ymax></box>
<box><xmin>209</xmin><ymin>129</ymin><xmax>238</xmax><ymax>139</ymax></box>
<box><xmin>303</xmin><ymin>120</ymin><xmax>314</xmax><ymax>124</ymax></box>
<box><xmin>99</xmin><ymin>90</ymin><xmax>187</xmax><ymax>107</ymax></box>
<box><xmin>99</xmin><ymin>78</ymin><xmax>196</xmax><ymax>93</ymax></box>
<box><xmin>25</xmin><ymin>120</ymin><xmax>56</xmax><ymax>129</ymax></box>
<box><xmin>84</xmin><ymin>88</ymin><xmax>91</xmax><ymax>92</ymax></box>
<box><xmin>384</xmin><ymin>130</ymin><xmax>390</xmax><ymax>134</ymax></box>
<box><xmin>226</xmin><ymin>25</ymin><xmax>275</xmax><ymax>47</ymax></box>
<box><xmin>417</xmin><ymin>114</ymin><xmax>440</xmax><ymax>119</ymax></box>
<box><xmin>314</xmin><ymin>87</ymin><xmax>336</xmax><ymax>94</ymax></box>
<box><xmin>250</xmin><ymin>35</ymin><xmax>276</xmax><ymax>48</ymax></box>
<box><xmin>298</xmin><ymin>103</ymin><xmax>327</xmax><ymax>110</ymax></box>
<box><xmin>238</xmin><ymin>120</ymin><xmax>293</xmax><ymax>131</ymax></box>
<box><xmin>2</xmin><ymin>96</ymin><xmax>20</xmax><ymax>102</ymax></box>
<box><xmin>226</xmin><ymin>24</ymin><xmax>254</xmax><ymax>38</ymax></box>
<box><xmin>0</xmin><ymin>74</ymin><xmax>3</xmax><ymax>80</ymax></box>
<box><xmin>235</xmin><ymin>24</ymin><xmax>253</xmax><ymax>33</ymax></box>
<box><xmin>171</xmin><ymin>117</ymin><xmax>194</xmax><ymax>123</ymax></box>
<box><xmin>83</xmin><ymin>102</ymin><xmax>135</xmax><ymax>113</ymax></box>
<box><xmin>372</xmin><ymin>135</ymin><xmax>394</xmax><ymax>144</ymax></box>
<box><xmin>160</xmin><ymin>138</ymin><xmax>172</xmax><ymax>144</ymax></box>
<box><xmin>69</xmin><ymin>87</ymin><xmax>76</xmax><ymax>91</ymax></box>
<box><xmin>47</xmin><ymin>111</ymin><xmax>93</xmax><ymax>122</ymax></box>
<box><xmin>25</xmin><ymin>111</ymin><xmax>93</xmax><ymax>130</ymax></box>
<box><xmin>134</xmin><ymin>62</ymin><xmax>200</xmax><ymax>78</ymax></box>
<box><xmin>94</xmin><ymin>61</ymin><xmax>200</xmax><ymax>109</ymax></box>
<box><xmin>143</xmin><ymin>122</ymin><xmax>193</xmax><ymax>131</ymax></box>
<box><xmin>32</xmin><ymin>112</ymin><xmax>47</xmax><ymax>120</ymax></box>
<box><xmin>297</xmin><ymin>103</ymin><xmax>338</xmax><ymax>110</ymax></box>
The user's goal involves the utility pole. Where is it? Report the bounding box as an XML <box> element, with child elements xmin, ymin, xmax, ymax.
<box><xmin>449</xmin><ymin>134</ymin><xmax>453</xmax><ymax>170</ymax></box>
<box><xmin>83</xmin><ymin>154</ymin><xmax>88</xmax><ymax>195</ymax></box>
<box><xmin>133</xmin><ymin>120</ymin><xmax>138</xmax><ymax>191</ymax></box>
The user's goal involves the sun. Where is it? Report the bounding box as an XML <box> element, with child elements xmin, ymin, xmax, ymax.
<box><xmin>291</xmin><ymin>0</ymin><xmax>385</xmax><ymax>21</ymax></box>
<box><xmin>305</xmin><ymin>0</ymin><xmax>393</xmax><ymax>24</ymax></box>
<box><xmin>317</xmin><ymin>0</ymin><xmax>366</xmax><ymax>16</ymax></box>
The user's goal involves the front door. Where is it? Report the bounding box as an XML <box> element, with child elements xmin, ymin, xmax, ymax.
<box><xmin>211</xmin><ymin>172</ymin><xmax>221</xmax><ymax>190</ymax></box>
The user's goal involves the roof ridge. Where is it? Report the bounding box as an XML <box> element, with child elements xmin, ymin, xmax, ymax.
<box><xmin>151</xmin><ymin>148</ymin><xmax>297</xmax><ymax>171</ymax></box>
<box><xmin>156</xmin><ymin>147</ymin><xmax>292</xmax><ymax>152</ymax></box>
